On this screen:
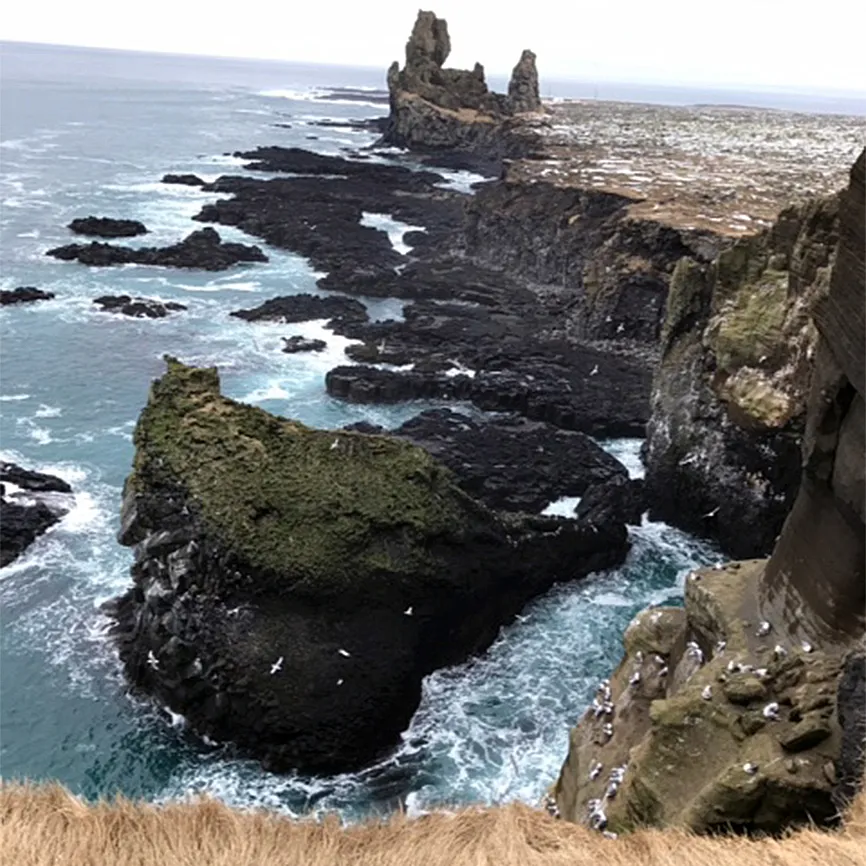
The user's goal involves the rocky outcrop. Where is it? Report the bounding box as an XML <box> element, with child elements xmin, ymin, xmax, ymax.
<box><xmin>381</xmin><ymin>11</ymin><xmax>545</xmax><ymax>165</ymax></box>
<box><xmin>553</xmin><ymin>149</ymin><xmax>865</xmax><ymax>835</ymax></box>
<box><xmin>93</xmin><ymin>295</ymin><xmax>187</xmax><ymax>319</ymax></box>
<box><xmin>507</xmin><ymin>50</ymin><xmax>541</xmax><ymax>114</ymax></box>
<box><xmin>162</xmin><ymin>174</ymin><xmax>205</xmax><ymax>187</ymax></box>
<box><xmin>68</xmin><ymin>216</ymin><xmax>148</xmax><ymax>238</ymax></box>
<box><xmin>643</xmin><ymin>191</ymin><xmax>841</xmax><ymax>558</ymax></box>
<box><xmin>281</xmin><ymin>336</ymin><xmax>326</xmax><ymax>354</ymax></box>
<box><xmin>0</xmin><ymin>462</ymin><xmax>73</xmax><ymax>567</ymax></box>
<box><xmin>107</xmin><ymin>359</ymin><xmax>635</xmax><ymax>773</ymax></box>
<box><xmin>346</xmin><ymin>408</ymin><xmax>632</xmax><ymax>514</ymax></box>
<box><xmin>46</xmin><ymin>227</ymin><xmax>267</xmax><ymax>271</ymax></box>
<box><xmin>1</xmin><ymin>287</ymin><xmax>55</xmax><ymax>305</ymax></box>
<box><xmin>230</xmin><ymin>293</ymin><xmax>368</xmax><ymax>328</ymax></box>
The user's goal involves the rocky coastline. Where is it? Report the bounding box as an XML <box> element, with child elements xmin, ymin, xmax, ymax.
<box><xmin>16</xmin><ymin>7</ymin><xmax>861</xmax><ymax>837</ymax></box>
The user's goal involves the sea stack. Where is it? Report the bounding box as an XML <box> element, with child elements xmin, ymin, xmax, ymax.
<box><xmin>107</xmin><ymin>358</ymin><xmax>635</xmax><ymax>773</ymax></box>
<box><xmin>382</xmin><ymin>10</ymin><xmax>545</xmax><ymax>165</ymax></box>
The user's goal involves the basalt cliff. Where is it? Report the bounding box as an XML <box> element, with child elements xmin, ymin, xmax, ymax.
<box><xmin>554</xmin><ymin>149</ymin><xmax>865</xmax><ymax>835</ymax></box>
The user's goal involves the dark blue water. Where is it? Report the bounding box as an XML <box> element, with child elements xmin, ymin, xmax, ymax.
<box><xmin>1</xmin><ymin>41</ymin><xmax>718</xmax><ymax>819</ymax></box>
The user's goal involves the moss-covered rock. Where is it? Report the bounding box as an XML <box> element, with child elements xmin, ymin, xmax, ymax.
<box><xmin>110</xmin><ymin>358</ymin><xmax>631</xmax><ymax>773</ymax></box>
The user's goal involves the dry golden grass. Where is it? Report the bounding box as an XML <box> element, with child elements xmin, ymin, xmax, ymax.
<box><xmin>2</xmin><ymin>782</ymin><xmax>865</xmax><ymax>866</ymax></box>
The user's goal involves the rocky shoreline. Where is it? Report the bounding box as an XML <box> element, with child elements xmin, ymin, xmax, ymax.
<box><xmin>9</xmin><ymin>7</ymin><xmax>863</xmax><ymax>838</ymax></box>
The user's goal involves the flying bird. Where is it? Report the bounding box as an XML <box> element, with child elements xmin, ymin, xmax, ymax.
<box><xmin>338</xmin><ymin>648</ymin><xmax>351</xmax><ymax>658</ymax></box>
<box><xmin>589</xmin><ymin>365</ymin><xmax>599</xmax><ymax>376</ymax></box>
<box><xmin>147</xmin><ymin>650</ymin><xmax>159</xmax><ymax>671</ymax></box>
<box><xmin>404</xmin><ymin>606</ymin><xmax>414</xmax><ymax>616</ymax></box>
<box><xmin>703</xmin><ymin>506</ymin><xmax>720</xmax><ymax>518</ymax></box>
<box><xmin>270</xmin><ymin>656</ymin><xmax>283</xmax><ymax>675</ymax></box>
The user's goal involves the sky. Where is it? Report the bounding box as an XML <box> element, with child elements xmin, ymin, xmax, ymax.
<box><xmin>3</xmin><ymin>0</ymin><xmax>866</xmax><ymax>93</ymax></box>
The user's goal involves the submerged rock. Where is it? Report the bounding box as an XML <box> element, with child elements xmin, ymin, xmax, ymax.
<box><xmin>230</xmin><ymin>293</ymin><xmax>368</xmax><ymax>328</ymax></box>
<box><xmin>108</xmin><ymin>358</ymin><xmax>632</xmax><ymax>773</ymax></box>
<box><xmin>93</xmin><ymin>295</ymin><xmax>187</xmax><ymax>319</ymax></box>
<box><xmin>46</xmin><ymin>227</ymin><xmax>267</xmax><ymax>271</ymax></box>
<box><xmin>68</xmin><ymin>216</ymin><xmax>148</xmax><ymax>238</ymax></box>
<box><xmin>0</xmin><ymin>462</ymin><xmax>73</xmax><ymax>568</ymax></box>
<box><xmin>0</xmin><ymin>287</ymin><xmax>55</xmax><ymax>306</ymax></box>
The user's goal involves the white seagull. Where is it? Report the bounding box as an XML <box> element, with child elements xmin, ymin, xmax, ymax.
<box><xmin>147</xmin><ymin>650</ymin><xmax>160</xmax><ymax>671</ymax></box>
<box><xmin>701</xmin><ymin>685</ymin><xmax>712</xmax><ymax>701</ymax></box>
<box><xmin>801</xmin><ymin>640</ymin><xmax>813</xmax><ymax>653</ymax></box>
<box><xmin>589</xmin><ymin>365</ymin><xmax>599</xmax><ymax>376</ymax></box>
<box><xmin>762</xmin><ymin>702</ymin><xmax>780</xmax><ymax>720</ymax></box>
<box><xmin>404</xmin><ymin>606</ymin><xmax>414</xmax><ymax>616</ymax></box>
<box><xmin>756</xmin><ymin>621</ymin><xmax>772</xmax><ymax>637</ymax></box>
<box><xmin>703</xmin><ymin>506</ymin><xmax>720</xmax><ymax>518</ymax></box>
<box><xmin>773</xmin><ymin>644</ymin><xmax>787</xmax><ymax>659</ymax></box>
<box><xmin>589</xmin><ymin>761</ymin><xmax>603</xmax><ymax>780</ymax></box>
<box><xmin>629</xmin><ymin>671</ymin><xmax>641</xmax><ymax>686</ymax></box>
<box><xmin>715</xmin><ymin>640</ymin><xmax>727</xmax><ymax>653</ymax></box>
<box><xmin>270</xmin><ymin>656</ymin><xmax>283</xmax><ymax>675</ymax></box>
<box><xmin>743</xmin><ymin>763</ymin><xmax>758</xmax><ymax>775</ymax></box>
<box><xmin>336</xmin><ymin>678</ymin><xmax>344</xmax><ymax>686</ymax></box>
<box><xmin>330</xmin><ymin>439</ymin><xmax>340</xmax><ymax>450</ymax></box>
<box><xmin>338</xmin><ymin>648</ymin><xmax>351</xmax><ymax>658</ymax></box>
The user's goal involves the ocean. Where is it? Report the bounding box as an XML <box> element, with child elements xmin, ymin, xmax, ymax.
<box><xmin>0</xmin><ymin>40</ymin><xmax>722</xmax><ymax>820</ymax></box>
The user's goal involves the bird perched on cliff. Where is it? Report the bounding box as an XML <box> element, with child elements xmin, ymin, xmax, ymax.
<box><xmin>801</xmin><ymin>640</ymin><xmax>813</xmax><ymax>653</ymax></box>
<box><xmin>602</xmin><ymin>722</ymin><xmax>614</xmax><ymax>740</ymax></box>
<box><xmin>269</xmin><ymin>656</ymin><xmax>283</xmax><ymax>675</ymax></box>
<box><xmin>686</xmin><ymin>641</ymin><xmax>704</xmax><ymax>664</ymax></box>
<box><xmin>330</xmin><ymin>438</ymin><xmax>339</xmax><ymax>450</ymax></box>
<box><xmin>146</xmin><ymin>650</ymin><xmax>159</xmax><ymax>671</ymax></box>
<box><xmin>773</xmin><ymin>644</ymin><xmax>788</xmax><ymax>658</ymax></box>
<box><xmin>702</xmin><ymin>685</ymin><xmax>713</xmax><ymax>700</ymax></box>
<box><xmin>589</xmin><ymin>761</ymin><xmax>603</xmax><ymax>780</ymax></box>
<box><xmin>628</xmin><ymin>671</ymin><xmax>640</xmax><ymax>686</ymax></box>
<box><xmin>715</xmin><ymin>640</ymin><xmax>727</xmax><ymax>653</ymax></box>
<box><xmin>743</xmin><ymin>762</ymin><xmax>758</xmax><ymax>775</ymax></box>
<box><xmin>756</xmin><ymin>621</ymin><xmax>772</xmax><ymax>637</ymax></box>
<box><xmin>762</xmin><ymin>702</ymin><xmax>780</xmax><ymax>720</ymax></box>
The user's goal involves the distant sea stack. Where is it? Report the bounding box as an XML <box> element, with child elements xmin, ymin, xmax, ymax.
<box><xmin>554</xmin><ymin>148</ymin><xmax>866</xmax><ymax>836</ymax></box>
<box><xmin>382</xmin><ymin>10</ymin><xmax>546</xmax><ymax>167</ymax></box>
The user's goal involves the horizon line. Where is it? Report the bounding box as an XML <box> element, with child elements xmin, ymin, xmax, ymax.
<box><xmin>3</xmin><ymin>37</ymin><xmax>866</xmax><ymax>99</ymax></box>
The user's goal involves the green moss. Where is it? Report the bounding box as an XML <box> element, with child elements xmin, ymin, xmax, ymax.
<box><xmin>706</xmin><ymin>270</ymin><xmax>789</xmax><ymax>371</ymax></box>
<box><xmin>130</xmin><ymin>358</ymin><xmax>492</xmax><ymax>591</ymax></box>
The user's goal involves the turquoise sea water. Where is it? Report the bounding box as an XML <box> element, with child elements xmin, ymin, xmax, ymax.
<box><xmin>1</xmin><ymin>41</ymin><xmax>718</xmax><ymax>819</ymax></box>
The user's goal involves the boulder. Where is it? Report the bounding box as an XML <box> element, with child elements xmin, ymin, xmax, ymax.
<box><xmin>46</xmin><ymin>227</ymin><xmax>267</xmax><ymax>271</ymax></box>
<box><xmin>281</xmin><ymin>336</ymin><xmax>327</xmax><ymax>354</ymax></box>
<box><xmin>161</xmin><ymin>174</ymin><xmax>206</xmax><ymax>187</ymax></box>
<box><xmin>107</xmin><ymin>358</ymin><xmax>633</xmax><ymax>773</ymax></box>
<box><xmin>93</xmin><ymin>295</ymin><xmax>187</xmax><ymax>319</ymax></box>
<box><xmin>0</xmin><ymin>462</ymin><xmax>73</xmax><ymax>567</ymax></box>
<box><xmin>0</xmin><ymin>287</ymin><xmax>55</xmax><ymax>306</ymax></box>
<box><xmin>68</xmin><ymin>216</ymin><xmax>148</xmax><ymax>238</ymax></box>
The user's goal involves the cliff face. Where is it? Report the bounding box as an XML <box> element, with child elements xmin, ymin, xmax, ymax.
<box><xmin>108</xmin><ymin>359</ymin><xmax>636</xmax><ymax>773</ymax></box>
<box><xmin>382</xmin><ymin>11</ymin><xmax>544</xmax><ymax>162</ymax></box>
<box><xmin>463</xmin><ymin>177</ymin><xmax>724</xmax><ymax>344</ymax></box>
<box><xmin>644</xmin><ymin>192</ymin><xmax>840</xmax><ymax>557</ymax></box>
<box><xmin>553</xmin><ymin>149</ymin><xmax>865</xmax><ymax>835</ymax></box>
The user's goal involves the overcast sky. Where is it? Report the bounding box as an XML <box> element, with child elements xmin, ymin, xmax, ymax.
<box><xmin>4</xmin><ymin>0</ymin><xmax>865</xmax><ymax>92</ymax></box>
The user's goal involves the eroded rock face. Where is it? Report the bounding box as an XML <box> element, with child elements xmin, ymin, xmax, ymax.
<box><xmin>0</xmin><ymin>463</ymin><xmax>73</xmax><ymax>568</ymax></box>
<box><xmin>507</xmin><ymin>50</ymin><xmax>541</xmax><ymax>114</ymax></box>
<box><xmin>554</xmin><ymin>149</ymin><xmax>865</xmax><ymax>835</ymax></box>
<box><xmin>644</xmin><ymin>192</ymin><xmax>840</xmax><ymax>557</ymax></box>
<box><xmin>382</xmin><ymin>11</ymin><xmax>545</xmax><ymax>162</ymax></box>
<box><xmin>107</xmin><ymin>359</ymin><xmax>633</xmax><ymax>773</ymax></box>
